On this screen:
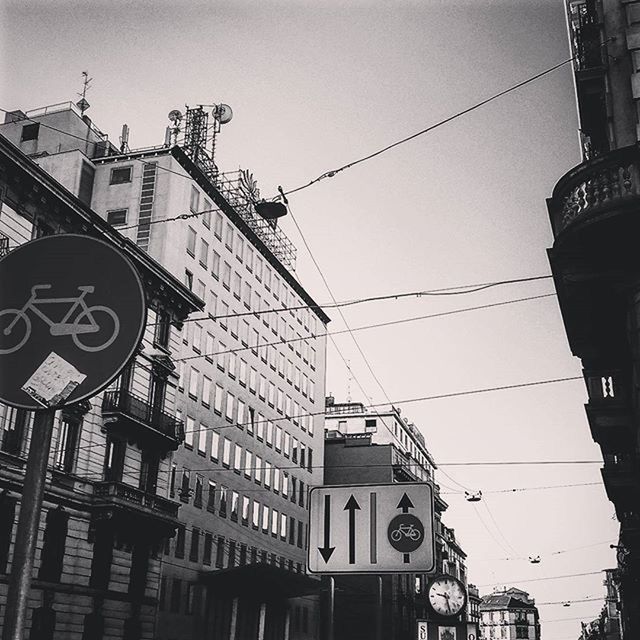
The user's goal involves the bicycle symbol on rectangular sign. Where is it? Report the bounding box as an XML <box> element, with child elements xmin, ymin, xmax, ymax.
<box><xmin>0</xmin><ymin>283</ymin><xmax>120</xmax><ymax>354</ymax></box>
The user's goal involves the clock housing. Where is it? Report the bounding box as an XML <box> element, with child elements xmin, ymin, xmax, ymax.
<box><xmin>427</xmin><ymin>574</ymin><xmax>467</xmax><ymax>617</ymax></box>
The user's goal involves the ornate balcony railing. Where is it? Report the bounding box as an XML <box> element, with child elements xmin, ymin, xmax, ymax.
<box><xmin>102</xmin><ymin>389</ymin><xmax>184</xmax><ymax>442</ymax></box>
<box><xmin>93</xmin><ymin>480</ymin><xmax>180</xmax><ymax>519</ymax></box>
<box><xmin>548</xmin><ymin>146</ymin><xmax>640</xmax><ymax>237</ymax></box>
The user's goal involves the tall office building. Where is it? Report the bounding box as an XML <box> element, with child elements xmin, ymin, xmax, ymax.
<box><xmin>1</xmin><ymin>100</ymin><xmax>329</xmax><ymax>639</ymax></box>
<box><xmin>546</xmin><ymin>2</ymin><xmax>640</xmax><ymax>636</ymax></box>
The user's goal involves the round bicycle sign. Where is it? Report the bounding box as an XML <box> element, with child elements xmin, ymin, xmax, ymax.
<box><xmin>0</xmin><ymin>234</ymin><xmax>147</xmax><ymax>410</ymax></box>
<box><xmin>387</xmin><ymin>513</ymin><xmax>425</xmax><ymax>553</ymax></box>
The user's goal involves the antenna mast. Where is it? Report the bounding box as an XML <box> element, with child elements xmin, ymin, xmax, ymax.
<box><xmin>76</xmin><ymin>71</ymin><xmax>92</xmax><ymax>115</ymax></box>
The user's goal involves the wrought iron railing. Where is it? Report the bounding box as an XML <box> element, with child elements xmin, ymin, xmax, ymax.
<box><xmin>548</xmin><ymin>146</ymin><xmax>640</xmax><ymax>236</ymax></box>
<box><xmin>101</xmin><ymin>389</ymin><xmax>184</xmax><ymax>441</ymax></box>
<box><xmin>93</xmin><ymin>480</ymin><xmax>180</xmax><ymax>518</ymax></box>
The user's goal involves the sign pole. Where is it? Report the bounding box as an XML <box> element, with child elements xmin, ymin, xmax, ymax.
<box><xmin>375</xmin><ymin>575</ymin><xmax>383</xmax><ymax>640</ymax></box>
<box><xmin>327</xmin><ymin>576</ymin><xmax>335</xmax><ymax>640</ymax></box>
<box><xmin>2</xmin><ymin>408</ymin><xmax>56</xmax><ymax>640</ymax></box>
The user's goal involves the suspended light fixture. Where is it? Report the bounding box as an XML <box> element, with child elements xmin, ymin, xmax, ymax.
<box><xmin>255</xmin><ymin>200</ymin><xmax>287</xmax><ymax>220</ymax></box>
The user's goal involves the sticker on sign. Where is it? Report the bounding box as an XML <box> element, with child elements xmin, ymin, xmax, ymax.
<box><xmin>307</xmin><ymin>482</ymin><xmax>435</xmax><ymax>574</ymax></box>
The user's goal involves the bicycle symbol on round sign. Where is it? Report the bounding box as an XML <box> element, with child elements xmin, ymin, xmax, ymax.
<box><xmin>387</xmin><ymin>513</ymin><xmax>425</xmax><ymax>553</ymax></box>
<box><xmin>0</xmin><ymin>284</ymin><xmax>120</xmax><ymax>355</ymax></box>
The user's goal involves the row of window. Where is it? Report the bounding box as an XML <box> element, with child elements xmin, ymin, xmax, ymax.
<box><xmin>171</xmin><ymin>459</ymin><xmax>308</xmax><ymax>516</ymax></box>
<box><xmin>181</xmin><ymin>368</ymin><xmax>314</xmax><ymax>446</ymax></box>
<box><xmin>168</xmin><ymin>509</ymin><xmax>307</xmax><ymax>568</ymax></box>
<box><xmin>185</xmin><ymin>198</ymin><xmax>320</xmax><ymax>337</ymax></box>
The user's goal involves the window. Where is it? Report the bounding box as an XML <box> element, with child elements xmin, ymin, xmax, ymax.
<box><xmin>110</xmin><ymin>166</ymin><xmax>132</xmax><ymax>185</ymax></box>
<box><xmin>219</xmin><ymin>487</ymin><xmax>228</xmax><ymax>517</ymax></box>
<box><xmin>53</xmin><ymin>413</ymin><xmax>81</xmax><ymax>473</ymax></box>
<box><xmin>247</xmin><ymin>407</ymin><xmax>255</xmax><ymax>435</ymax></box>
<box><xmin>365</xmin><ymin>418</ymin><xmax>377</xmax><ymax>432</ymax></box>
<box><xmin>197</xmin><ymin>425</ymin><xmax>207</xmax><ymax>455</ymax></box>
<box><xmin>233</xmin><ymin>272</ymin><xmax>242</xmax><ymax>299</ymax></box>
<box><xmin>175</xmin><ymin>526</ymin><xmax>186</xmax><ymax>558</ymax></box>
<box><xmin>170</xmin><ymin>579</ymin><xmax>182</xmax><ymax>612</ymax></box>
<box><xmin>203</xmin><ymin>200</ymin><xmax>212</xmax><ymax>227</ymax></box>
<box><xmin>239</xmin><ymin>359</ymin><xmax>247</xmax><ymax>385</ymax></box>
<box><xmin>21</xmin><ymin>122</ymin><xmax>40</xmax><ymax>142</ymax></box>
<box><xmin>199</xmin><ymin>238</ymin><xmax>209</xmax><ymax>267</ymax></box>
<box><xmin>107</xmin><ymin>209</ymin><xmax>127</xmax><ymax>226</ymax></box>
<box><xmin>223</xmin><ymin>262</ymin><xmax>231</xmax><ymax>290</ymax></box>
<box><xmin>38</xmin><ymin>507</ymin><xmax>68</xmax><ymax>582</ymax></box>
<box><xmin>184</xmin><ymin>270</ymin><xmax>193</xmax><ymax>290</ymax></box>
<box><xmin>243</xmin><ymin>281</ymin><xmax>252</xmax><ymax>308</ymax></box>
<box><xmin>271</xmin><ymin>509</ymin><xmax>279</xmax><ymax>536</ymax></box>
<box><xmin>190</xmin><ymin>527</ymin><xmax>200</xmax><ymax>561</ymax></box>
<box><xmin>249</xmin><ymin>368</ymin><xmax>257</xmax><ymax>394</ymax></box>
<box><xmin>186</xmin><ymin>227</ymin><xmax>197</xmax><ymax>256</ymax></box>
<box><xmin>217</xmin><ymin>343</ymin><xmax>226</xmax><ymax>371</ymax></box>
<box><xmin>244</xmin><ymin>451</ymin><xmax>253</xmax><ymax>479</ymax></box>
<box><xmin>237</xmin><ymin>399</ymin><xmax>245</xmax><ymax>428</ymax></box>
<box><xmin>228</xmin><ymin>351</ymin><xmax>237</xmax><ymax>378</ymax></box>
<box><xmin>211</xmin><ymin>250</ymin><xmax>221</xmax><ymax>279</ymax></box>
<box><xmin>225</xmin><ymin>392</ymin><xmax>235</xmax><ymax>421</ymax></box>
<box><xmin>273</xmin><ymin>467</ymin><xmax>281</xmax><ymax>493</ymax></box>
<box><xmin>207</xmin><ymin>480</ymin><xmax>216</xmax><ymax>512</ymax></box>
<box><xmin>246</xmin><ymin>245</ymin><xmax>254</xmax><ymax>271</ymax></box>
<box><xmin>214</xmin><ymin>384</ymin><xmax>223</xmax><ymax>414</ymax></box>
<box><xmin>188</xmin><ymin>367</ymin><xmax>199</xmax><ymax>399</ymax></box>
<box><xmin>262</xmin><ymin>505</ymin><xmax>269</xmax><ymax>532</ymax></box>
<box><xmin>222</xmin><ymin>438</ymin><xmax>232</xmax><ymax>467</ymax></box>
<box><xmin>255</xmin><ymin>456</ymin><xmax>263</xmax><ymax>483</ymax></box>
<box><xmin>266</xmin><ymin>420</ymin><xmax>274</xmax><ymax>446</ymax></box>
<box><xmin>282</xmin><ymin>473</ymin><xmax>289</xmax><ymax>498</ymax></box>
<box><xmin>190</xmin><ymin>186</ymin><xmax>200</xmax><ymax>212</ymax></box>
<box><xmin>225</xmin><ymin>223</ymin><xmax>234</xmax><ymax>250</ymax></box>
<box><xmin>215</xmin><ymin>536</ymin><xmax>225</xmax><ymax>567</ymax></box>
<box><xmin>231</xmin><ymin>491</ymin><xmax>239</xmax><ymax>521</ymax></box>
<box><xmin>280</xmin><ymin>513</ymin><xmax>287</xmax><ymax>539</ymax></box>
<box><xmin>233</xmin><ymin>444</ymin><xmax>242</xmax><ymax>473</ymax></box>
<box><xmin>264</xmin><ymin>461</ymin><xmax>272</xmax><ymax>488</ymax></box>
<box><xmin>264</xmin><ymin>266</ymin><xmax>272</xmax><ymax>290</ymax></box>
<box><xmin>242</xmin><ymin>496</ymin><xmax>250</xmax><ymax>523</ymax></box>
<box><xmin>203</xmin><ymin>533</ymin><xmax>213</xmax><ymax>565</ymax></box>
<box><xmin>275</xmin><ymin>426</ymin><xmax>282</xmax><ymax>452</ymax></box>
<box><xmin>255</xmin><ymin>256</ymin><xmax>263</xmax><ymax>280</ymax></box>
<box><xmin>214</xmin><ymin>212</ymin><xmax>223</xmax><ymax>239</ymax></box>
<box><xmin>256</xmin><ymin>413</ymin><xmax>265</xmax><ymax>441</ymax></box>
<box><xmin>236</xmin><ymin>236</ymin><xmax>244</xmax><ymax>261</ymax></box>
<box><xmin>252</xmin><ymin>501</ymin><xmax>260</xmax><ymax>528</ymax></box>
<box><xmin>202</xmin><ymin>376</ymin><xmax>212</xmax><ymax>407</ymax></box>
<box><xmin>210</xmin><ymin>431</ymin><xmax>219</xmax><ymax>461</ymax></box>
<box><xmin>283</xmin><ymin>432</ymin><xmax>291</xmax><ymax>457</ymax></box>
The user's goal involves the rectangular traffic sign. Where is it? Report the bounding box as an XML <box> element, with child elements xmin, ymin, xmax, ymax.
<box><xmin>307</xmin><ymin>482</ymin><xmax>435</xmax><ymax>574</ymax></box>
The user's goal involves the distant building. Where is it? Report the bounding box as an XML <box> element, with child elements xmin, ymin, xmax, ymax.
<box><xmin>546</xmin><ymin>2</ymin><xmax>640</xmax><ymax>636</ymax></box>
<box><xmin>578</xmin><ymin>569</ymin><xmax>623</xmax><ymax>640</ymax></box>
<box><xmin>0</xmin><ymin>100</ymin><xmax>330</xmax><ymax>639</ymax></box>
<box><xmin>323</xmin><ymin>399</ymin><xmax>475</xmax><ymax>640</ymax></box>
<box><xmin>479</xmin><ymin>588</ymin><xmax>540</xmax><ymax>640</ymax></box>
<box><xmin>468</xmin><ymin>584</ymin><xmax>481</xmax><ymax>624</ymax></box>
<box><xmin>0</xmin><ymin>132</ymin><xmax>201</xmax><ymax>638</ymax></box>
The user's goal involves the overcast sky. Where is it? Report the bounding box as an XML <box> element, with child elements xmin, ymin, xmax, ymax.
<box><xmin>1</xmin><ymin>1</ymin><xmax>618</xmax><ymax>637</ymax></box>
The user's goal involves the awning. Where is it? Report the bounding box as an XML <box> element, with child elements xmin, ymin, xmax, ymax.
<box><xmin>200</xmin><ymin>563</ymin><xmax>322</xmax><ymax>600</ymax></box>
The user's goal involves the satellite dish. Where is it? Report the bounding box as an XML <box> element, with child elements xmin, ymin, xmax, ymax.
<box><xmin>168</xmin><ymin>109</ymin><xmax>183</xmax><ymax>123</ymax></box>
<box><xmin>214</xmin><ymin>104</ymin><xmax>233</xmax><ymax>124</ymax></box>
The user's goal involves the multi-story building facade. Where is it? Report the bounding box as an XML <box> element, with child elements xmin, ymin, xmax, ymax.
<box><xmin>1</xmin><ymin>100</ymin><xmax>330</xmax><ymax>639</ymax></box>
<box><xmin>322</xmin><ymin>399</ymin><xmax>474</xmax><ymax>640</ymax></box>
<box><xmin>0</xmin><ymin>133</ymin><xmax>201</xmax><ymax>638</ymax></box>
<box><xmin>479</xmin><ymin>588</ymin><xmax>540</xmax><ymax>640</ymax></box>
<box><xmin>545</xmin><ymin>2</ymin><xmax>640</xmax><ymax>636</ymax></box>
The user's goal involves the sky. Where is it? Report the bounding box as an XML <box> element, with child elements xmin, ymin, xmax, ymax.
<box><xmin>0</xmin><ymin>1</ymin><xmax>619</xmax><ymax>637</ymax></box>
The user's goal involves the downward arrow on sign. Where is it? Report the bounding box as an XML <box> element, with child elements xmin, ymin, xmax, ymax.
<box><xmin>318</xmin><ymin>494</ymin><xmax>335</xmax><ymax>563</ymax></box>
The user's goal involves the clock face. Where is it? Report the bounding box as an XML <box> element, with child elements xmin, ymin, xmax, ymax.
<box><xmin>427</xmin><ymin>576</ymin><xmax>467</xmax><ymax>616</ymax></box>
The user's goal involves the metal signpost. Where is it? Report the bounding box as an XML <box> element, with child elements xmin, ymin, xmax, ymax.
<box><xmin>308</xmin><ymin>482</ymin><xmax>435</xmax><ymax>574</ymax></box>
<box><xmin>0</xmin><ymin>234</ymin><xmax>147</xmax><ymax>640</ymax></box>
<box><xmin>308</xmin><ymin>483</ymin><xmax>435</xmax><ymax>640</ymax></box>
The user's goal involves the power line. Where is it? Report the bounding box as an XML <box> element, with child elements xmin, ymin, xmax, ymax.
<box><xmin>177</xmin><ymin>293</ymin><xmax>557</xmax><ymax>363</ymax></box>
<box><xmin>170</xmin><ymin>274</ymin><xmax>554</xmax><ymax>326</ymax></box>
<box><xmin>477</xmin><ymin>569</ymin><xmax>602</xmax><ymax>588</ymax></box>
<box><xmin>276</xmin><ymin>56</ymin><xmax>575</xmax><ymax>199</ymax></box>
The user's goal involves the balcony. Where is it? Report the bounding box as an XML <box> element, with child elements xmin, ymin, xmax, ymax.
<box><xmin>548</xmin><ymin>146</ymin><xmax>640</xmax><ymax>238</ymax></box>
<box><xmin>101</xmin><ymin>389</ymin><xmax>185</xmax><ymax>455</ymax></box>
<box><xmin>92</xmin><ymin>480</ymin><xmax>181</xmax><ymax>543</ymax></box>
<box><xmin>601</xmin><ymin>454</ymin><xmax>640</xmax><ymax>507</ymax></box>
<box><xmin>584</xmin><ymin>369</ymin><xmax>634</xmax><ymax>452</ymax></box>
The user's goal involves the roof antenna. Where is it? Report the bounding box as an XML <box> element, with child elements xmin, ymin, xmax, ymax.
<box><xmin>346</xmin><ymin>360</ymin><xmax>352</xmax><ymax>403</ymax></box>
<box><xmin>76</xmin><ymin>70</ymin><xmax>92</xmax><ymax>115</ymax></box>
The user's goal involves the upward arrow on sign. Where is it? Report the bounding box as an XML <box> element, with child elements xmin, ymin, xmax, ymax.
<box><xmin>397</xmin><ymin>493</ymin><xmax>415</xmax><ymax>513</ymax></box>
<box><xmin>344</xmin><ymin>495</ymin><xmax>361</xmax><ymax>565</ymax></box>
